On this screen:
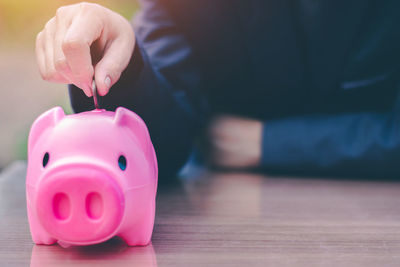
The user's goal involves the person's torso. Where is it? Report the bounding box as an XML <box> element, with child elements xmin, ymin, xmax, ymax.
<box><xmin>161</xmin><ymin>0</ymin><xmax>400</xmax><ymax>119</ymax></box>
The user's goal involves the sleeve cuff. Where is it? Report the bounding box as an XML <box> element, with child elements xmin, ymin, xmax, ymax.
<box><xmin>261</xmin><ymin>116</ymin><xmax>323</xmax><ymax>171</ymax></box>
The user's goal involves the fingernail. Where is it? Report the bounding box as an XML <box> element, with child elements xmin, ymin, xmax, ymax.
<box><xmin>104</xmin><ymin>76</ymin><xmax>111</xmax><ymax>89</ymax></box>
<box><xmin>83</xmin><ymin>83</ymin><xmax>92</xmax><ymax>97</ymax></box>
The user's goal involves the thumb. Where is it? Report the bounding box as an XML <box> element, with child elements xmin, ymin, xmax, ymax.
<box><xmin>94</xmin><ymin>36</ymin><xmax>135</xmax><ymax>96</ymax></box>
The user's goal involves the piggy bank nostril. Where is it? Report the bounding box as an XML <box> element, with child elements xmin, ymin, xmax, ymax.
<box><xmin>86</xmin><ymin>192</ymin><xmax>103</xmax><ymax>220</ymax></box>
<box><xmin>52</xmin><ymin>193</ymin><xmax>70</xmax><ymax>220</ymax></box>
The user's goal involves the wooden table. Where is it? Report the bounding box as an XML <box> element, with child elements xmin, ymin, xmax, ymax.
<box><xmin>1</xmin><ymin>161</ymin><xmax>400</xmax><ymax>266</ymax></box>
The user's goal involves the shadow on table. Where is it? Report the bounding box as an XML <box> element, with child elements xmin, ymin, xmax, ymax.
<box><xmin>30</xmin><ymin>237</ymin><xmax>157</xmax><ymax>267</ymax></box>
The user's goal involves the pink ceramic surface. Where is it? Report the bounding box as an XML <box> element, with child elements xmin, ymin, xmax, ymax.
<box><xmin>26</xmin><ymin>107</ymin><xmax>158</xmax><ymax>247</ymax></box>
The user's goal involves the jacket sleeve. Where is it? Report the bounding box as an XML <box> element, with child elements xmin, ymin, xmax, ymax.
<box><xmin>69</xmin><ymin>0</ymin><xmax>207</xmax><ymax>178</ymax></box>
<box><xmin>262</xmin><ymin>89</ymin><xmax>400</xmax><ymax>178</ymax></box>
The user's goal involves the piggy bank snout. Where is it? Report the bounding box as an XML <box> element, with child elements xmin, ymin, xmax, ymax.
<box><xmin>36</xmin><ymin>171</ymin><xmax>124</xmax><ymax>244</ymax></box>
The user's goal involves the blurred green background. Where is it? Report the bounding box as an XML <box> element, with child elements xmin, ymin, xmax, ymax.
<box><xmin>0</xmin><ymin>0</ymin><xmax>138</xmax><ymax>169</ymax></box>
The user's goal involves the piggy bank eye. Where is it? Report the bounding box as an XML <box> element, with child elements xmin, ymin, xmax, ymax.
<box><xmin>118</xmin><ymin>155</ymin><xmax>127</xmax><ymax>171</ymax></box>
<box><xmin>42</xmin><ymin>152</ymin><xmax>50</xmax><ymax>168</ymax></box>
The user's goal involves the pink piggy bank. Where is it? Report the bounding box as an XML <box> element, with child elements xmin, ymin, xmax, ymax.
<box><xmin>26</xmin><ymin>107</ymin><xmax>158</xmax><ymax>247</ymax></box>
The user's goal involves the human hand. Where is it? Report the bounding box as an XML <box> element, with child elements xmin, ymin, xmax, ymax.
<box><xmin>35</xmin><ymin>2</ymin><xmax>135</xmax><ymax>97</ymax></box>
<box><xmin>205</xmin><ymin>115</ymin><xmax>263</xmax><ymax>169</ymax></box>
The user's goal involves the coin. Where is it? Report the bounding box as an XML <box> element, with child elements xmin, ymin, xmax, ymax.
<box><xmin>92</xmin><ymin>79</ymin><xmax>100</xmax><ymax>110</ymax></box>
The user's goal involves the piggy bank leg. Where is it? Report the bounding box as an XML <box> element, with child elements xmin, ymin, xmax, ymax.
<box><xmin>29</xmin><ymin>220</ymin><xmax>57</xmax><ymax>245</ymax></box>
<box><xmin>31</xmin><ymin>233</ymin><xmax>57</xmax><ymax>245</ymax></box>
<box><xmin>119</xmin><ymin>205</ymin><xmax>155</xmax><ymax>246</ymax></box>
<box><xmin>28</xmin><ymin>216</ymin><xmax>57</xmax><ymax>245</ymax></box>
<box><xmin>27</xmin><ymin>203</ymin><xmax>56</xmax><ymax>245</ymax></box>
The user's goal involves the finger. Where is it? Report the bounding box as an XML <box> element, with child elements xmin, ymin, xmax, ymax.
<box><xmin>94</xmin><ymin>33</ymin><xmax>135</xmax><ymax>96</ymax></box>
<box><xmin>43</xmin><ymin>18</ymin><xmax>69</xmax><ymax>83</ymax></box>
<box><xmin>35</xmin><ymin>31</ymin><xmax>47</xmax><ymax>80</ymax></box>
<box><xmin>62</xmin><ymin>13</ymin><xmax>104</xmax><ymax>97</ymax></box>
<box><xmin>53</xmin><ymin>9</ymin><xmax>73</xmax><ymax>83</ymax></box>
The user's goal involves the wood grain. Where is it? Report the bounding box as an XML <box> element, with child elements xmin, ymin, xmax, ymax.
<box><xmin>1</xmin><ymin>161</ymin><xmax>400</xmax><ymax>266</ymax></box>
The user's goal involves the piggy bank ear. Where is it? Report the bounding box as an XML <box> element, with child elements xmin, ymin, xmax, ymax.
<box><xmin>28</xmin><ymin>107</ymin><xmax>65</xmax><ymax>154</ymax></box>
<box><xmin>113</xmin><ymin>107</ymin><xmax>152</xmax><ymax>150</ymax></box>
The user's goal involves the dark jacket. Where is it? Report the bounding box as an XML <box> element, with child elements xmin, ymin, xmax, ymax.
<box><xmin>70</xmin><ymin>0</ymin><xmax>400</xmax><ymax>178</ymax></box>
